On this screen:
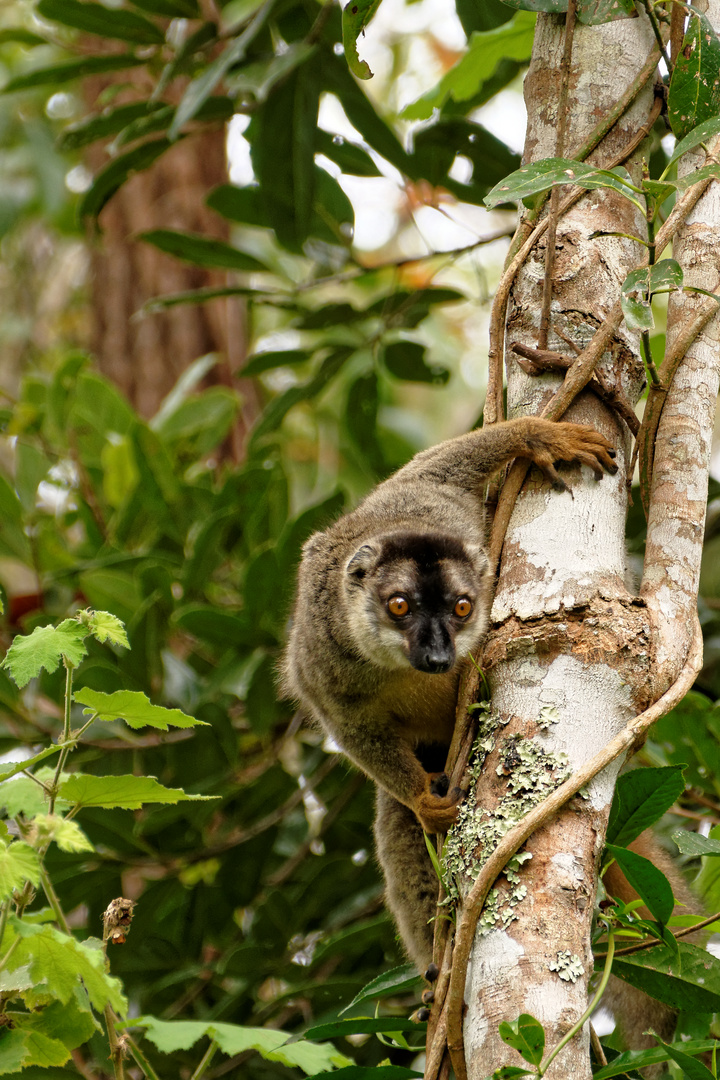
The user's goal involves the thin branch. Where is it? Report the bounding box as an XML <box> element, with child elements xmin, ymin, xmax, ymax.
<box><xmin>539</xmin><ymin>0</ymin><xmax>576</xmax><ymax>350</ymax></box>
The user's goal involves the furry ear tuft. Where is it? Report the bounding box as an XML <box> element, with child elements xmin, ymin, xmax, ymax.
<box><xmin>346</xmin><ymin>544</ymin><xmax>378</xmax><ymax>580</ymax></box>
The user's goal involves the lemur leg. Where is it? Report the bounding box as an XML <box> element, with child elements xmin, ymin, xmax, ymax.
<box><xmin>374</xmin><ymin>788</ymin><xmax>437</xmax><ymax>972</ymax></box>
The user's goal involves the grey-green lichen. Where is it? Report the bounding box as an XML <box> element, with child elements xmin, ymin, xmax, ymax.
<box><xmin>549</xmin><ymin>951</ymin><xmax>585</xmax><ymax>982</ymax></box>
<box><xmin>441</xmin><ymin>725</ymin><xmax>571</xmax><ymax>937</ymax></box>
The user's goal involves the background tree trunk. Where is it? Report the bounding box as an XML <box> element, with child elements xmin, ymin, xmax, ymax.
<box><xmin>460</xmin><ymin>14</ymin><xmax>655</xmax><ymax>1078</ymax></box>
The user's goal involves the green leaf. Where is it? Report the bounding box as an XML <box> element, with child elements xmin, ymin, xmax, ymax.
<box><xmin>31</xmin><ymin>816</ymin><xmax>94</xmax><ymax>854</ymax></box>
<box><xmin>668</xmin><ymin>11</ymin><xmax>720</xmax><ymax>140</ymax></box>
<box><xmin>301</xmin><ymin>1018</ymin><xmax>419</xmax><ymax>1041</ymax></box>
<box><xmin>673</xmin><ymin>829</ymin><xmax>720</xmax><ymax>857</ymax></box>
<box><xmin>8</xmin><ymin>920</ymin><xmax>126</xmax><ymax>1014</ymax></box>
<box><xmin>606</xmin><ymin>766</ymin><xmax>686</xmax><ymax>847</ymax></box>
<box><xmin>130</xmin><ymin>1018</ymin><xmax>349</xmax><ymax>1074</ymax></box>
<box><xmin>342</xmin><ymin>0</ymin><xmax>382</xmax><ymax>80</ymax></box>
<box><xmin>648</xmin><ymin>259</ymin><xmax>684</xmax><ymax>292</ymax></box>
<box><xmin>0</xmin><ymin>767</ymin><xmax>69</xmax><ymax>818</ymax></box>
<box><xmin>316</xmin><ymin>129</ymin><xmax>381</xmax><ymax>177</ymax></box>
<box><xmin>653</xmin><ymin>1036</ymin><xmax>716</xmax><ymax>1080</ymax></box>
<box><xmin>612</xmin><ymin>942</ymin><xmax>720</xmax><ymax>1013</ymax></box>
<box><xmin>1</xmin><ymin>54</ymin><xmax>145</xmax><ymax>93</ymax></box>
<box><xmin>605</xmin><ymin>844</ymin><xmax>675</xmax><ymax>925</ymax></box>
<box><xmin>73</xmin><ymin>688</ymin><xmax>204</xmax><ymax>731</ymax></box>
<box><xmin>81</xmin><ymin>610</ymin><xmax>129</xmax><ymax>649</ymax></box>
<box><xmin>78</xmin><ymin>138</ymin><xmax>173</xmax><ymax>221</ymax></box>
<box><xmin>498</xmin><ymin>1014</ymin><xmax>545</xmax><ymax>1066</ymax></box>
<box><xmin>21</xmin><ymin>988</ymin><xmax>101</xmax><ymax>1050</ymax></box>
<box><xmin>593</xmin><ymin>1040</ymin><xmax>718</xmax><ymax>1080</ymax></box>
<box><xmin>243</xmin><ymin>350</ymin><xmax>310</xmax><ymax>376</ymax></box>
<box><xmin>1</xmin><ymin>620</ymin><xmax>89</xmax><ymax>687</ymax></box>
<box><xmin>15</xmin><ymin>441</ymin><xmax>50</xmax><ymax>512</ymax></box>
<box><xmin>207</xmin><ymin>184</ymin><xmax>274</xmax><ymax>229</ymax></box>
<box><xmin>249</xmin><ymin>348</ymin><xmax>354</xmax><ymax>449</ymax></box>
<box><xmin>402</xmin><ymin>12</ymin><xmax>536</xmax><ymax>121</ymax></box>
<box><xmin>0</xmin><ymin>1027</ymin><xmax>69</xmax><ymax>1071</ymax></box>
<box><xmin>0</xmin><ymin>843</ymin><xmax>40</xmax><ymax>901</ymax></box>
<box><xmin>382</xmin><ymin>341</ymin><xmax>450</xmax><ymax>385</ymax></box>
<box><xmin>130</xmin><ymin>0</ymin><xmax>200</xmax><ymax>15</ymax></box>
<box><xmin>0</xmin><ymin>474</ymin><xmax>31</xmax><ymax>562</ymax></box>
<box><xmin>666</xmin><ymin>116</ymin><xmax>720</xmax><ymax>170</ymax></box>
<box><xmin>36</xmin><ymin>0</ymin><xmax>165</xmax><ymax>44</ymax></box>
<box><xmin>250</xmin><ymin>63</ymin><xmax>321</xmax><ymax>250</ymax></box>
<box><xmin>169</xmin><ymin>0</ymin><xmax>273</xmax><ymax>138</ymax></box>
<box><xmin>340</xmin><ymin>964</ymin><xmax>421</xmax><ymax>1014</ymax></box>
<box><xmin>138</xmin><ymin>229</ymin><xmax>268</xmax><ymax>271</ymax></box>
<box><xmin>304</xmin><ymin>1069</ymin><xmax>421</xmax><ymax>1080</ymax></box>
<box><xmin>0</xmin><ymin>29</ymin><xmax>48</xmax><ymax>46</ymax></box>
<box><xmin>59</xmin><ymin>102</ymin><xmax>166</xmax><ymax>151</ymax></box>
<box><xmin>485</xmin><ymin>158</ymin><xmax>639</xmax><ymax>209</ymax></box>
<box><xmin>59</xmin><ymin>773</ymin><xmax>217</xmax><ymax>809</ymax></box>
<box><xmin>674</xmin><ymin>160</ymin><xmax>720</xmax><ymax>193</ymax></box>
<box><xmin>576</xmin><ymin>0</ymin><xmax>635</xmax><ymax>23</ymax></box>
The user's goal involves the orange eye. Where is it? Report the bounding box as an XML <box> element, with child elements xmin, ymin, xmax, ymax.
<box><xmin>454</xmin><ymin>598</ymin><xmax>473</xmax><ymax>618</ymax></box>
<box><xmin>387</xmin><ymin>596</ymin><xmax>410</xmax><ymax>618</ymax></box>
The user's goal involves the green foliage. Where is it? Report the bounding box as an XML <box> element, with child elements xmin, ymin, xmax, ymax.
<box><xmin>498</xmin><ymin>1014</ymin><xmax>545</xmax><ymax>1066</ymax></box>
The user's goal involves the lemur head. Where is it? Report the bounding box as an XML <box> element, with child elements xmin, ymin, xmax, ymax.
<box><xmin>343</xmin><ymin>531</ymin><xmax>488</xmax><ymax>673</ymax></box>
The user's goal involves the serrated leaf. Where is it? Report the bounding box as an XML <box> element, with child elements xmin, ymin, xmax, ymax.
<box><xmin>342</xmin><ymin>0</ymin><xmax>382</xmax><ymax>80</ymax></box>
<box><xmin>485</xmin><ymin>158</ymin><xmax>639</xmax><ymax>209</ymax></box>
<box><xmin>138</xmin><ymin>229</ymin><xmax>268</xmax><ymax>271</ymax></box>
<box><xmin>0</xmin><ymin>843</ymin><xmax>40</xmax><ymax>901</ymax></box>
<box><xmin>59</xmin><ymin>773</ymin><xmax>217</xmax><ymax>809</ymax></box>
<box><xmin>73</xmin><ymin>688</ymin><xmax>204</xmax><ymax>731</ymax></box>
<box><xmin>8</xmin><ymin>921</ymin><xmax>126</xmax><ymax>1014</ymax></box>
<box><xmin>605</xmin><ymin>844</ymin><xmax>675</xmax><ymax>924</ymax></box>
<box><xmin>1</xmin><ymin>54</ymin><xmax>145</xmax><ymax>93</ymax></box>
<box><xmin>37</xmin><ymin>0</ymin><xmax>165</xmax><ymax>44</ymax></box>
<box><xmin>668</xmin><ymin>11</ymin><xmax>720</xmax><ymax>140</ymax></box>
<box><xmin>0</xmin><ymin>1027</ymin><xmax>69</xmax><ymax>1071</ymax></box>
<box><xmin>1</xmin><ymin>621</ymin><xmax>88</xmax><ymax>687</ymax></box>
<box><xmin>498</xmin><ymin>1014</ymin><xmax>545</xmax><ymax>1066</ymax></box>
<box><xmin>340</xmin><ymin>963</ymin><xmax>420</xmax><ymax>1014</ymax></box>
<box><xmin>612</xmin><ymin>942</ymin><xmax>720</xmax><ymax>1012</ymax></box>
<box><xmin>82</xmin><ymin>610</ymin><xmax>129</xmax><ymax>648</ymax></box>
<box><xmin>606</xmin><ymin>766</ymin><xmax>686</xmax><ymax>847</ymax></box>
<box><xmin>31</xmin><ymin>816</ymin><xmax>94</xmax><ymax>854</ymax></box>
<box><xmin>130</xmin><ymin>1018</ymin><xmax>349</xmax><ymax>1074</ymax></box>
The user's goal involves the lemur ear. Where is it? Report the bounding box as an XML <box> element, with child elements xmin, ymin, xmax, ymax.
<box><xmin>346</xmin><ymin>544</ymin><xmax>378</xmax><ymax>580</ymax></box>
<box><xmin>464</xmin><ymin>542</ymin><xmax>489</xmax><ymax>573</ymax></box>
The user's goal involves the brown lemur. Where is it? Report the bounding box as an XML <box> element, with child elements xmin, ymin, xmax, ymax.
<box><xmin>282</xmin><ymin>416</ymin><xmax>618</xmax><ymax>967</ymax></box>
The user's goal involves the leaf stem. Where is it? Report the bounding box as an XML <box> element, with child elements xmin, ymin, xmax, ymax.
<box><xmin>124</xmin><ymin>1033</ymin><xmax>162</xmax><ymax>1080</ymax></box>
<box><xmin>641</xmin><ymin>331</ymin><xmax>662</xmax><ymax>386</ymax></box>
<box><xmin>539</xmin><ymin>931</ymin><xmax>615</xmax><ymax>1076</ymax></box>
<box><xmin>49</xmin><ymin>662</ymin><xmax>75</xmax><ymax>815</ymax></box>
<box><xmin>642</xmin><ymin>0</ymin><xmax>673</xmax><ymax>71</ymax></box>
<box><xmin>37</xmin><ymin>861</ymin><xmax>71</xmax><ymax>935</ymax></box>
<box><xmin>190</xmin><ymin>1038</ymin><xmax>218</xmax><ymax>1080</ymax></box>
<box><xmin>105</xmin><ymin>1004</ymin><xmax>126</xmax><ymax>1080</ymax></box>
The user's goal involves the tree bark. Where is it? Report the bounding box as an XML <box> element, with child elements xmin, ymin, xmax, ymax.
<box><xmin>458</xmin><ymin>14</ymin><xmax>656</xmax><ymax>1078</ymax></box>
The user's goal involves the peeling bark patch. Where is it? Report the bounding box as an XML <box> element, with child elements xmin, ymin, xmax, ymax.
<box><xmin>484</xmin><ymin>599</ymin><xmax>653</xmax><ymax>711</ymax></box>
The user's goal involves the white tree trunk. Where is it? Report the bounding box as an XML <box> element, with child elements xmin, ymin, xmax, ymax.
<box><xmin>459</xmin><ymin>14</ymin><xmax>657</xmax><ymax>1078</ymax></box>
